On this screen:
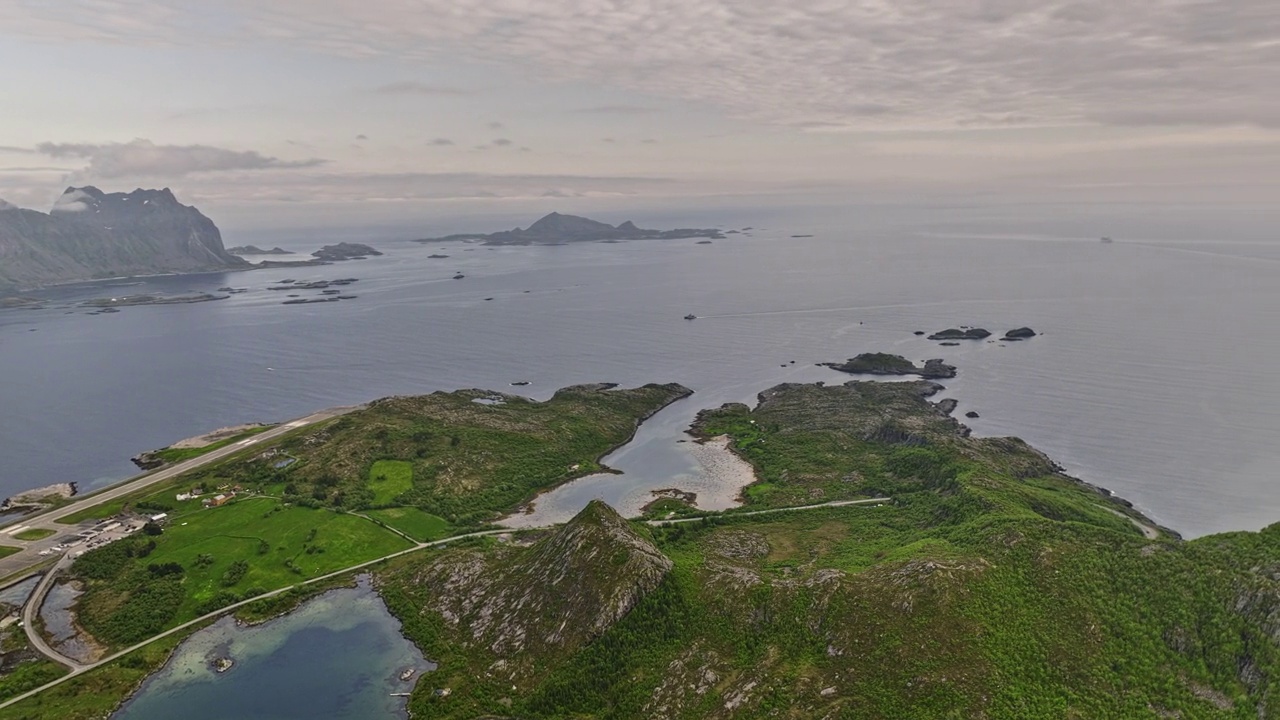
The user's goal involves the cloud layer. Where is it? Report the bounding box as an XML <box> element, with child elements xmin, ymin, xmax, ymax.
<box><xmin>35</xmin><ymin>139</ymin><xmax>324</xmax><ymax>178</ymax></box>
<box><xmin>8</xmin><ymin>1</ymin><xmax>1274</xmax><ymax>129</ymax></box>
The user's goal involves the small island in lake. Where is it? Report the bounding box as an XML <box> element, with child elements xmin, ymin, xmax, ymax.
<box><xmin>416</xmin><ymin>212</ymin><xmax>724</xmax><ymax>246</ymax></box>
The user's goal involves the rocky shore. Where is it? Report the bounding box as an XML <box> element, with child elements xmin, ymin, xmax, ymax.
<box><xmin>1</xmin><ymin>482</ymin><xmax>77</xmax><ymax>512</ymax></box>
<box><xmin>81</xmin><ymin>293</ymin><xmax>228</xmax><ymax>309</ymax></box>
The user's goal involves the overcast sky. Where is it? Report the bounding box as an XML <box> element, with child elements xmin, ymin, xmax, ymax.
<box><xmin>1</xmin><ymin>1</ymin><xmax>1277</xmax><ymax>227</ymax></box>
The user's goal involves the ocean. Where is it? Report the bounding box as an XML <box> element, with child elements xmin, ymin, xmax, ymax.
<box><xmin>2</xmin><ymin>201</ymin><xmax>1278</xmax><ymax>540</ymax></box>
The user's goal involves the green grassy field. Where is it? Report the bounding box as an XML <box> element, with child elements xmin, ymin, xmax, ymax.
<box><xmin>12</xmin><ymin>528</ymin><xmax>54</xmax><ymax>542</ymax></box>
<box><xmin>0</xmin><ymin>547</ymin><xmax>20</xmax><ymax>560</ymax></box>
<box><xmin>368</xmin><ymin>460</ymin><xmax>413</xmax><ymax>505</ymax></box>
<box><xmin>365</xmin><ymin>507</ymin><xmax>451</xmax><ymax>541</ymax></box>
<box><xmin>68</xmin><ymin>496</ymin><xmax>411</xmax><ymax>647</ymax></box>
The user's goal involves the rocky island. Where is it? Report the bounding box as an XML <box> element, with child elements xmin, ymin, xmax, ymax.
<box><xmin>0</xmin><ymin>187</ymin><xmax>247</xmax><ymax>292</ymax></box>
<box><xmin>226</xmin><ymin>245</ymin><xmax>293</xmax><ymax>255</ymax></box>
<box><xmin>310</xmin><ymin>243</ymin><xmax>383</xmax><ymax>261</ymax></box>
<box><xmin>415</xmin><ymin>212</ymin><xmax>724</xmax><ymax>246</ymax></box>
<box><xmin>928</xmin><ymin>327</ymin><xmax>991</xmax><ymax>340</ymax></box>
<box><xmin>820</xmin><ymin>352</ymin><xmax>957</xmax><ymax>379</ymax></box>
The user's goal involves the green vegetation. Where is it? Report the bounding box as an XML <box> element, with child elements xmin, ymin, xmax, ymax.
<box><xmin>832</xmin><ymin>351</ymin><xmax>917</xmax><ymax>373</ymax></box>
<box><xmin>54</xmin><ymin>383</ymin><xmax>690</xmax><ymax>529</ymax></box>
<box><xmin>0</xmin><ymin>383</ymin><xmax>693</xmax><ymax>714</ymax></box>
<box><xmin>11</xmin><ymin>529</ymin><xmax>54</xmax><ymax>542</ymax></box>
<box><xmin>68</xmin><ymin>497</ymin><xmax>410</xmax><ymax>647</ymax></box>
<box><xmin>258</xmin><ymin>383</ymin><xmax>691</xmax><ymax>525</ymax></box>
<box><xmin>364</xmin><ymin>507</ymin><xmax>451</xmax><ymax>542</ymax></box>
<box><xmin>375</xmin><ymin>380</ymin><xmax>1280</xmax><ymax>719</ymax></box>
<box><xmin>18</xmin><ymin>378</ymin><xmax>1277</xmax><ymax>717</ymax></box>
<box><xmin>147</xmin><ymin>426</ymin><xmax>273</xmax><ymax>465</ymax></box>
<box><xmin>0</xmin><ymin>662</ymin><xmax>66</xmax><ymax>704</ymax></box>
<box><xmin>0</xmin><ymin>624</ymin><xmax>204</xmax><ymax>720</ymax></box>
<box><xmin>368</xmin><ymin>460</ymin><xmax>413</xmax><ymax>505</ymax></box>
<box><xmin>0</xmin><ymin>548</ymin><xmax>18</xmax><ymax>560</ymax></box>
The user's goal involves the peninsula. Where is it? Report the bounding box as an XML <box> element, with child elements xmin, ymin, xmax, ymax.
<box><xmin>415</xmin><ymin>212</ymin><xmax>724</xmax><ymax>245</ymax></box>
<box><xmin>1</xmin><ymin>368</ymin><xmax>1278</xmax><ymax>720</ymax></box>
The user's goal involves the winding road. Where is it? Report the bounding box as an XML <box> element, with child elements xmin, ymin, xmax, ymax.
<box><xmin>0</xmin><ymin>496</ymin><xmax>892</xmax><ymax>711</ymax></box>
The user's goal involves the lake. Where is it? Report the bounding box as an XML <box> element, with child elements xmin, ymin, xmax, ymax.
<box><xmin>113</xmin><ymin>577</ymin><xmax>432</xmax><ymax>720</ymax></box>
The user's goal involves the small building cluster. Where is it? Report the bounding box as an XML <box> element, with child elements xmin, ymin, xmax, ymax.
<box><xmin>202</xmin><ymin>492</ymin><xmax>235</xmax><ymax>508</ymax></box>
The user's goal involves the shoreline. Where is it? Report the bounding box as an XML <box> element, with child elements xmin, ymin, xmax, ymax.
<box><xmin>501</xmin><ymin>384</ymin><xmax>696</xmax><ymax>521</ymax></box>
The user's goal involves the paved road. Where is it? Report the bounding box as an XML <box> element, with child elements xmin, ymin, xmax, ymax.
<box><xmin>0</xmin><ymin>527</ymin><xmax>508</xmax><ymax>711</ymax></box>
<box><xmin>20</xmin><ymin>555</ymin><xmax>85</xmax><ymax>671</ymax></box>
<box><xmin>0</xmin><ymin>406</ymin><xmax>359</xmax><ymax>580</ymax></box>
<box><xmin>646</xmin><ymin>497</ymin><xmax>891</xmax><ymax>525</ymax></box>
<box><xmin>1</xmin><ymin>494</ymin><xmax>892</xmax><ymax>710</ymax></box>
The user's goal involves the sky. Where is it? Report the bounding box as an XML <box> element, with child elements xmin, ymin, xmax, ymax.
<box><xmin>0</xmin><ymin>0</ymin><xmax>1277</xmax><ymax>229</ymax></box>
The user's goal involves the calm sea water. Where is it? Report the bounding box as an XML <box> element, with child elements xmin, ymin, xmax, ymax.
<box><xmin>113</xmin><ymin>578</ymin><xmax>432</xmax><ymax>719</ymax></box>
<box><xmin>2</xmin><ymin>202</ymin><xmax>1279</xmax><ymax>539</ymax></box>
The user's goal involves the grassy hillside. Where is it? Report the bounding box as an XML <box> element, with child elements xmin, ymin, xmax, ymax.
<box><xmin>23</xmin><ymin>383</ymin><xmax>690</xmax><ymax>668</ymax></box>
<box><xmin>379</xmin><ymin>380</ymin><xmax>1280</xmax><ymax>719</ymax></box>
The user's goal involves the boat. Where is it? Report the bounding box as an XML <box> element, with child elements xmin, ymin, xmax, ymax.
<box><xmin>1100</xmin><ymin>236</ymin><xmax>1114</xmax><ymax>244</ymax></box>
<box><xmin>399</xmin><ymin>668</ymin><xmax>416</xmax><ymax>681</ymax></box>
<box><xmin>684</xmin><ymin>314</ymin><xmax>697</xmax><ymax>320</ymax></box>
<box><xmin>453</xmin><ymin>274</ymin><xmax>465</xmax><ymax>280</ymax></box>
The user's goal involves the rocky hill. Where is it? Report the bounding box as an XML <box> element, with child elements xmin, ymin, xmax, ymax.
<box><xmin>381</xmin><ymin>501</ymin><xmax>672</xmax><ymax>686</ymax></box>
<box><xmin>416</xmin><ymin>212</ymin><xmax>724</xmax><ymax>245</ymax></box>
<box><xmin>377</xmin><ymin>378</ymin><xmax>1280</xmax><ymax>719</ymax></box>
<box><xmin>0</xmin><ymin>186</ymin><xmax>247</xmax><ymax>291</ymax></box>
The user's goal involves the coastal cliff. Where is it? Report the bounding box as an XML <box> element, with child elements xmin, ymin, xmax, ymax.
<box><xmin>0</xmin><ymin>187</ymin><xmax>247</xmax><ymax>291</ymax></box>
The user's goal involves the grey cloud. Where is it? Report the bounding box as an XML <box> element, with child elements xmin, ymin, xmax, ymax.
<box><xmin>241</xmin><ymin>0</ymin><xmax>1280</xmax><ymax>130</ymax></box>
<box><xmin>429</xmin><ymin>138</ymin><xmax>455</xmax><ymax>146</ymax></box>
<box><xmin>12</xmin><ymin>2</ymin><xmax>1280</xmax><ymax>130</ymax></box>
<box><xmin>35</xmin><ymin>139</ymin><xmax>324</xmax><ymax>179</ymax></box>
<box><xmin>492</xmin><ymin>138</ymin><xmax>513</xmax><ymax>147</ymax></box>
<box><xmin>0</xmin><ymin>166</ymin><xmax>73</xmax><ymax>173</ymax></box>
<box><xmin>574</xmin><ymin>104</ymin><xmax>657</xmax><ymax>115</ymax></box>
<box><xmin>355</xmin><ymin>134</ymin><xmax>368</xmax><ymax>140</ymax></box>
<box><xmin>373</xmin><ymin>81</ymin><xmax>472</xmax><ymax>96</ymax></box>
<box><xmin>178</xmin><ymin>170</ymin><xmax>675</xmax><ymax>203</ymax></box>
<box><xmin>488</xmin><ymin>121</ymin><xmax>504</xmax><ymax>130</ymax></box>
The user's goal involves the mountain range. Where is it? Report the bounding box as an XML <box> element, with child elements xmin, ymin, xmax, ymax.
<box><xmin>416</xmin><ymin>211</ymin><xmax>724</xmax><ymax>245</ymax></box>
<box><xmin>0</xmin><ymin>187</ymin><xmax>246</xmax><ymax>292</ymax></box>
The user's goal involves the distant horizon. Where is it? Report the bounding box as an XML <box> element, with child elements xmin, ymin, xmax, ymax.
<box><xmin>3</xmin><ymin>2</ymin><xmax>1277</xmax><ymax>226</ymax></box>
